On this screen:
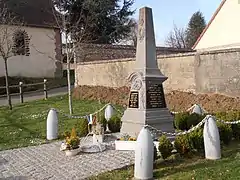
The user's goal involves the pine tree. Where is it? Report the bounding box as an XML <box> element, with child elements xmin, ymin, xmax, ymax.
<box><xmin>53</xmin><ymin>0</ymin><xmax>135</xmax><ymax>44</ymax></box>
<box><xmin>185</xmin><ymin>11</ymin><xmax>206</xmax><ymax>48</ymax></box>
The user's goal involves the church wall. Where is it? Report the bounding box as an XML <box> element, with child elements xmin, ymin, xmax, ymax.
<box><xmin>0</xmin><ymin>26</ymin><xmax>61</xmax><ymax>78</ymax></box>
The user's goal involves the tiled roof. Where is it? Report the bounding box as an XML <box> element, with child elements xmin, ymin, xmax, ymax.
<box><xmin>0</xmin><ymin>0</ymin><xmax>58</xmax><ymax>28</ymax></box>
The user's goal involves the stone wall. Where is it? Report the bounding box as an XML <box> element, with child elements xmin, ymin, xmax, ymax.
<box><xmin>75</xmin><ymin>48</ymin><xmax>240</xmax><ymax>97</ymax></box>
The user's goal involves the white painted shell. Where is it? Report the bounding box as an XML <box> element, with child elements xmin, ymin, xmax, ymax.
<box><xmin>203</xmin><ymin>116</ymin><xmax>221</xmax><ymax>160</ymax></box>
<box><xmin>46</xmin><ymin>109</ymin><xmax>58</xmax><ymax>140</ymax></box>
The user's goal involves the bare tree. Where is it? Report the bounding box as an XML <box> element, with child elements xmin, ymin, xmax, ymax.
<box><xmin>0</xmin><ymin>4</ymin><xmax>25</xmax><ymax>110</ymax></box>
<box><xmin>117</xmin><ymin>18</ymin><xmax>138</xmax><ymax>47</ymax></box>
<box><xmin>41</xmin><ymin>2</ymin><xmax>98</xmax><ymax>115</ymax></box>
<box><xmin>165</xmin><ymin>23</ymin><xmax>187</xmax><ymax>49</ymax></box>
<box><xmin>129</xmin><ymin>19</ymin><xmax>138</xmax><ymax>47</ymax></box>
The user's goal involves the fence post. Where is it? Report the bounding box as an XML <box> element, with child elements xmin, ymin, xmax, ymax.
<box><xmin>44</xmin><ymin>79</ymin><xmax>48</xmax><ymax>100</ymax></box>
<box><xmin>19</xmin><ymin>81</ymin><xmax>23</xmax><ymax>103</ymax></box>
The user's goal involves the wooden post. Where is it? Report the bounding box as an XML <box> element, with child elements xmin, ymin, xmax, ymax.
<box><xmin>19</xmin><ymin>81</ymin><xmax>23</xmax><ymax>103</ymax></box>
<box><xmin>44</xmin><ymin>79</ymin><xmax>48</xmax><ymax>100</ymax></box>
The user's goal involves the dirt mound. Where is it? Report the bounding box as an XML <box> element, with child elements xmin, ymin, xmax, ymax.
<box><xmin>72</xmin><ymin>86</ymin><xmax>240</xmax><ymax>112</ymax></box>
<box><xmin>166</xmin><ymin>91</ymin><xmax>240</xmax><ymax>112</ymax></box>
<box><xmin>73</xmin><ymin>86</ymin><xmax>130</xmax><ymax>106</ymax></box>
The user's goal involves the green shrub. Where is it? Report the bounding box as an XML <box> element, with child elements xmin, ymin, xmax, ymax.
<box><xmin>158</xmin><ymin>135</ymin><xmax>173</xmax><ymax>159</ymax></box>
<box><xmin>76</xmin><ymin>118</ymin><xmax>89</xmax><ymax>137</ymax></box>
<box><xmin>217</xmin><ymin>122</ymin><xmax>233</xmax><ymax>145</ymax></box>
<box><xmin>215</xmin><ymin>111</ymin><xmax>240</xmax><ymax>140</ymax></box>
<box><xmin>153</xmin><ymin>145</ymin><xmax>158</xmax><ymax>161</ymax></box>
<box><xmin>231</xmin><ymin>123</ymin><xmax>240</xmax><ymax>140</ymax></box>
<box><xmin>98</xmin><ymin>114</ymin><xmax>107</xmax><ymax>131</ymax></box>
<box><xmin>188</xmin><ymin>128</ymin><xmax>204</xmax><ymax>152</ymax></box>
<box><xmin>174</xmin><ymin>112</ymin><xmax>189</xmax><ymax>130</ymax></box>
<box><xmin>174</xmin><ymin>134</ymin><xmax>191</xmax><ymax>155</ymax></box>
<box><xmin>226</xmin><ymin>111</ymin><xmax>240</xmax><ymax>140</ymax></box>
<box><xmin>215</xmin><ymin>112</ymin><xmax>227</xmax><ymax>119</ymax></box>
<box><xmin>108</xmin><ymin>115</ymin><xmax>121</xmax><ymax>133</ymax></box>
<box><xmin>186</xmin><ymin>113</ymin><xmax>204</xmax><ymax>130</ymax></box>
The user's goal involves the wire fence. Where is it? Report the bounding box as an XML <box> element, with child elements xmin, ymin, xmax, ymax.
<box><xmin>52</xmin><ymin>103</ymin><xmax>240</xmax><ymax>138</ymax></box>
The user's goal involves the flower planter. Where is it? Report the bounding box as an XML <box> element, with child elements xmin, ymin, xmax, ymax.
<box><xmin>115</xmin><ymin>140</ymin><xmax>136</xmax><ymax>151</ymax></box>
<box><xmin>65</xmin><ymin>148</ymin><xmax>80</xmax><ymax>157</ymax></box>
<box><xmin>115</xmin><ymin>140</ymin><xmax>160</xmax><ymax>152</ymax></box>
<box><xmin>93</xmin><ymin>134</ymin><xmax>104</xmax><ymax>144</ymax></box>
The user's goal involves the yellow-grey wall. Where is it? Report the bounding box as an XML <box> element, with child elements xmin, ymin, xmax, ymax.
<box><xmin>75</xmin><ymin>49</ymin><xmax>240</xmax><ymax>97</ymax></box>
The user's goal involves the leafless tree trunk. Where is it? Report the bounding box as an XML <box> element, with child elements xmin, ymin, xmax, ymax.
<box><xmin>47</xmin><ymin>3</ymin><xmax>100</xmax><ymax>115</ymax></box>
<box><xmin>3</xmin><ymin>58</ymin><xmax>12</xmax><ymax>109</ymax></box>
<box><xmin>63</xmin><ymin>15</ymin><xmax>73</xmax><ymax>115</ymax></box>
<box><xmin>0</xmin><ymin>4</ymin><xmax>24</xmax><ymax>110</ymax></box>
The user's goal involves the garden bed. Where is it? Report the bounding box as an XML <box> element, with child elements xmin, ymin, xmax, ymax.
<box><xmin>89</xmin><ymin>141</ymin><xmax>240</xmax><ymax>180</ymax></box>
<box><xmin>72</xmin><ymin>85</ymin><xmax>240</xmax><ymax>112</ymax></box>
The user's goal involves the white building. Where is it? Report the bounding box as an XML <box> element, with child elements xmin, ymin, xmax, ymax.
<box><xmin>0</xmin><ymin>0</ymin><xmax>62</xmax><ymax>78</ymax></box>
<box><xmin>193</xmin><ymin>0</ymin><xmax>240</xmax><ymax>51</ymax></box>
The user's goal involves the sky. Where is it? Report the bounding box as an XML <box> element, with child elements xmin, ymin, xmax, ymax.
<box><xmin>131</xmin><ymin>0</ymin><xmax>222</xmax><ymax>46</ymax></box>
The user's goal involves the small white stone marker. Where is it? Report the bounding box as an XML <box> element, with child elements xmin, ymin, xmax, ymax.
<box><xmin>105</xmin><ymin>104</ymin><xmax>115</xmax><ymax>132</ymax></box>
<box><xmin>134</xmin><ymin>126</ymin><xmax>154</xmax><ymax>180</ymax></box>
<box><xmin>47</xmin><ymin>108</ymin><xmax>58</xmax><ymax>140</ymax></box>
<box><xmin>203</xmin><ymin>115</ymin><xmax>221</xmax><ymax>160</ymax></box>
<box><xmin>192</xmin><ymin>104</ymin><xmax>203</xmax><ymax>115</ymax></box>
<box><xmin>105</xmin><ymin>104</ymin><xmax>115</xmax><ymax>120</ymax></box>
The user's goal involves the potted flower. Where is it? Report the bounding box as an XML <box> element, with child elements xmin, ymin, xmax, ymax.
<box><xmin>64</xmin><ymin>128</ymin><xmax>80</xmax><ymax>156</ymax></box>
<box><xmin>115</xmin><ymin>134</ymin><xmax>137</xmax><ymax>151</ymax></box>
<box><xmin>92</xmin><ymin>122</ymin><xmax>104</xmax><ymax>143</ymax></box>
<box><xmin>92</xmin><ymin>113</ymin><xmax>105</xmax><ymax>143</ymax></box>
<box><xmin>115</xmin><ymin>134</ymin><xmax>159</xmax><ymax>151</ymax></box>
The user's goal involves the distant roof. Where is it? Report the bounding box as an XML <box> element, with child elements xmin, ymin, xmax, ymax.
<box><xmin>75</xmin><ymin>43</ymin><xmax>194</xmax><ymax>62</ymax></box>
<box><xmin>0</xmin><ymin>0</ymin><xmax>58</xmax><ymax>28</ymax></box>
<box><xmin>192</xmin><ymin>0</ymin><xmax>227</xmax><ymax>49</ymax></box>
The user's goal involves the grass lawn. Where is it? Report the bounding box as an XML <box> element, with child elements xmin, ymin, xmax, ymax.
<box><xmin>0</xmin><ymin>95</ymin><xmax>124</xmax><ymax>151</ymax></box>
<box><xmin>89</xmin><ymin>141</ymin><xmax>240</xmax><ymax>180</ymax></box>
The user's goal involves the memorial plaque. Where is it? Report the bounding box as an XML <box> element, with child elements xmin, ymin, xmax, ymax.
<box><xmin>146</xmin><ymin>84</ymin><xmax>166</xmax><ymax>108</ymax></box>
<box><xmin>128</xmin><ymin>91</ymin><xmax>139</xmax><ymax>108</ymax></box>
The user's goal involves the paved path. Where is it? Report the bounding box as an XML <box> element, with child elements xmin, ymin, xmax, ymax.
<box><xmin>0</xmin><ymin>86</ymin><xmax>73</xmax><ymax>106</ymax></box>
<box><xmin>0</xmin><ymin>135</ymin><xmax>134</xmax><ymax>180</ymax></box>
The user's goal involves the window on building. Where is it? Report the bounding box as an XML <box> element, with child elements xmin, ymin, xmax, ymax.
<box><xmin>12</xmin><ymin>30</ymin><xmax>30</xmax><ymax>56</ymax></box>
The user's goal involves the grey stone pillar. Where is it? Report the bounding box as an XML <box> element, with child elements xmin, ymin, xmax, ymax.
<box><xmin>120</xmin><ymin>7</ymin><xmax>174</xmax><ymax>137</ymax></box>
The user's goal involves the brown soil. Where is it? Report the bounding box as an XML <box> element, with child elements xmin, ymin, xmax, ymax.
<box><xmin>72</xmin><ymin>86</ymin><xmax>240</xmax><ymax>112</ymax></box>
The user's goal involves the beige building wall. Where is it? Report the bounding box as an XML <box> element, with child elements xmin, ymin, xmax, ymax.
<box><xmin>194</xmin><ymin>0</ymin><xmax>240</xmax><ymax>51</ymax></box>
<box><xmin>75</xmin><ymin>49</ymin><xmax>240</xmax><ymax>97</ymax></box>
<box><xmin>0</xmin><ymin>26</ymin><xmax>60</xmax><ymax>78</ymax></box>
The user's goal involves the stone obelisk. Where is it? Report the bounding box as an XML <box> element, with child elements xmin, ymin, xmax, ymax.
<box><xmin>120</xmin><ymin>7</ymin><xmax>174</xmax><ymax>137</ymax></box>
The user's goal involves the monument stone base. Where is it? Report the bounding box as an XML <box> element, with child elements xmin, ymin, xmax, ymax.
<box><xmin>120</xmin><ymin>108</ymin><xmax>174</xmax><ymax>138</ymax></box>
